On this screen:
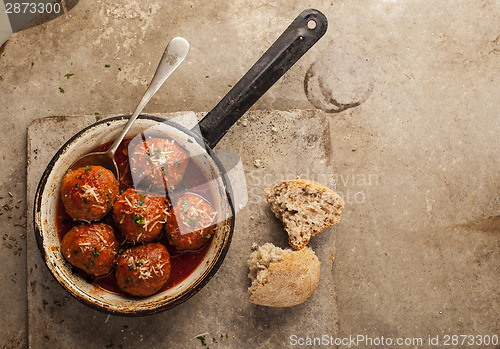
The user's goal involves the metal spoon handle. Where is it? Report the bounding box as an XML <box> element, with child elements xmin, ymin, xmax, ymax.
<box><xmin>107</xmin><ymin>37</ymin><xmax>190</xmax><ymax>156</ymax></box>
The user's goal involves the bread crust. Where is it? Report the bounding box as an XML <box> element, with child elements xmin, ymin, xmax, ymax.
<box><xmin>249</xmin><ymin>246</ymin><xmax>321</xmax><ymax>307</ymax></box>
<box><xmin>265</xmin><ymin>179</ymin><xmax>345</xmax><ymax>250</ymax></box>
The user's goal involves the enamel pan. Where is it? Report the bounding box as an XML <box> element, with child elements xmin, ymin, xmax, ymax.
<box><xmin>33</xmin><ymin>9</ymin><xmax>328</xmax><ymax>315</ymax></box>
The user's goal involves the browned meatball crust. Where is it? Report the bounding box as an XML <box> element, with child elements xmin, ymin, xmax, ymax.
<box><xmin>115</xmin><ymin>243</ymin><xmax>171</xmax><ymax>297</ymax></box>
<box><xmin>61</xmin><ymin>165</ymin><xmax>119</xmax><ymax>222</ymax></box>
<box><xmin>129</xmin><ymin>137</ymin><xmax>188</xmax><ymax>192</ymax></box>
<box><xmin>166</xmin><ymin>193</ymin><xmax>216</xmax><ymax>250</ymax></box>
<box><xmin>112</xmin><ymin>188</ymin><xmax>171</xmax><ymax>244</ymax></box>
<box><xmin>61</xmin><ymin>223</ymin><xmax>119</xmax><ymax>276</ymax></box>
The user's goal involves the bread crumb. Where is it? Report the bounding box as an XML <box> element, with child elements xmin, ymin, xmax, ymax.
<box><xmin>253</xmin><ymin>159</ymin><xmax>262</xmax><ymax>168</ymax></box>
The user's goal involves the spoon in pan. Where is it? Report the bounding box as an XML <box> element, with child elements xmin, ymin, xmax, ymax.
<box><xmin>68</xmin><ymin>37</ymin><xmax>190</xmax><ymax>178</ymax></box>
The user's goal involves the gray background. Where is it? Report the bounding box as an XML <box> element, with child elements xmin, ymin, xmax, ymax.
<box><xmin>0</xmin><ymin>0</ymin><xmax>499</xmax><ymax>348</ymax></box>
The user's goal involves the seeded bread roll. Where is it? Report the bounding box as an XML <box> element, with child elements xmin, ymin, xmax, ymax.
<box><xmin>248</xmin><ymin>243</ymin><xmax>321</xmax><ymax>307</ymax></box>
<box><xmin>265</xmin><ymin>179</ymin><xmax>345</xmax><ymax>250</ymax></box>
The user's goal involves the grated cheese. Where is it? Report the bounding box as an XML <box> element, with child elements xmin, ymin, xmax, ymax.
<box><xmin>149</xmin><ymin>220</ymin><xmax>160</xmax><ymax>231</ymax></box>
<box><xmin>81</xmin><ymin>184</ymin><xmax>100</xmax><ymax>202</ymax></box>
<box><xmin>94</xmin><ymin>231</ymin><xmax>107</xmax><ymax>245</ymax></box>
<box><xmin>124</xmin><ymin>196</ymin><xmax>133</xmax><ymax>207</ymax></box>
<box><xmin>136</xmin><ymin>232</ymin><xmax>143</xmax><ymax>243</ymax></box>
<box><xmin>91</xmin><ymin>204</ymin><xmax>106</xmax><ymax>212</ymax></box>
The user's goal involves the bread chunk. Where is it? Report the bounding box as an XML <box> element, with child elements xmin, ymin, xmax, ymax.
<box><xmin>265</xmin><ymin>179</ymin><xmax>345</xmax><ymax>250</ymax></box>
<box><xmin>248</xmin><ymin>243</ymin><xmax>320</xmax><ymax>307</ymax></box>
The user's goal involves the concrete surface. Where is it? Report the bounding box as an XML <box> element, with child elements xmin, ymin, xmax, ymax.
<box><xmin>0</xmin><ymin>0</ymin><xmax>498</xmax><ymax>348</ymax></box>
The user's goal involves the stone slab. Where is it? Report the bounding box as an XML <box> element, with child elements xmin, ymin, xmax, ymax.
<box><xmin>26</xmin><ymin>110</ymin><xmax>337</xmax><ymax>348</ymax></box>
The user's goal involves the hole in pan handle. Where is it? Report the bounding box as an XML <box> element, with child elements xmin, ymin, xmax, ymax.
<box><xmin>196</xmin><ymin>9</ymin><xmax>328</xmax><ymax>149</ymax></box>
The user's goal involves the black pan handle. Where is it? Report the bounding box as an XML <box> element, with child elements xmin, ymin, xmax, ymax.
<box><xmin>197</xmin><ymin>9</ymin><xmax>328</xmax><ymax>148</ymax></box>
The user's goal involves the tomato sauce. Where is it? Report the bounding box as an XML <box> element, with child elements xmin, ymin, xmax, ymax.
<box><xmin>55</xmin><ymin>136</ymin><xmax>215</xmax><ymax>296</ymax></box>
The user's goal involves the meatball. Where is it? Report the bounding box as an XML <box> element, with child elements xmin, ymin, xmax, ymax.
<box><xmin>166</xmin><ymin>193</ymin><xmax>216</xmax><ymax>250</ymax></box>
<box><xmin>129</xmin><ymin>137</ymin><xmax>188</xmax><ymax>192</ymax></box>
<box><xmin>112</xmin><ymin>188</ymin><xmax>171</xmax><ymax>244</ymax></box>
<box><xmin>61</xmin><ymin>165</ymin><xmax>119</xmax><ymax>222</ymax></box>
<box><xmin>60</xmin><ymin>223</ymin><xmax>119</xmax><ymax>277</ymax></box>
<box><xmin>115</xmin><ymin>243</ymin><xmax>171</xmax><ymax>297</ymax></box>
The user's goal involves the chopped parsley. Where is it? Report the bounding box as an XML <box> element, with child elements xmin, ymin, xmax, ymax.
<box><xmin>118</xmin><ymin>246</ymin><xmax>125</xmax><ymax>254</ymax></box>
<box><xmin>131</xmin><ymin>214</ymin><xmax>144</xmax><ymax>225</ymax></box>
<box><xmin>145</xmin><ymin>149</ymin><xmax>162</xmax><ymax>161</ymax></box>
<box><xmin>175</xmin><ymin>160</ymin><xmax>181</xmax><ymax>168</ymax></box>
<box><xmin>88</xmin><ymin>259</ymin><xmax>95</xmax><ymax>266</ymax></box>
<box><xmin>84</xmin><ymin>166</ymin><xmax>92</xmax><ymax>171</ymax></box>
<box><xmin>185</xmin><ymin>217</ymin><xmax>201</xmax><ymax>228</ymax></box>
<box><xmin>196</xmin><ymin>335</ymin><xmax>207</xmax><ymax>346</ymax></box>
<box><xmin>204</xmin><ymin>233</ymin><xmax>211</xmax><ymax>239</ymax></box>
<box><xmin>73</xmin><ymin>183</ymin><xmax>78</xmax><ymax>188</ymax></box>
<box><xmin>98</xmin><ymin>171</ymin><xmax>102</xmax><ymax>177</ymax></box>
<box><xmin>118</xmin><ymin>67</ymin><xmax>122</xmax><ymax>71</ymax></box>
<box><xmin>139</xmin><ymin>193</ymin><xmax>146</xmax><ymax>198</ymax></box>
<box><xmin>64</xmin><ymin>73</ymin><xmax>74</xmax><ymax>79</ymax></box>
<box><xmin>161</xmin><ymin>166</ymin><xmax>167</xmax><ymax>175</ymax></box>
<box><xmin>135</xmin><ymin>259</ymin><xmax>143</xmax><ymax>266</ymax></box>
<box><xmin>104</xmin><ymin>64</ymin><xmax>110</xmax><ymax>68</ymax></box>
<box><xmin>73</xmin><ymin>250</ymin><xmax>79</xmax><ymax>255</ymax></box>
<box><xmin>181</xmin><ymin>200</ymin><xmax>188</xmax><ymax>213</ymax></box>
<box><xmin>106</xmin><ymin>198</ymin><xmax>112</xmax><ymax>206</ymax></box>
<box><xmin>95</xmin><ymin>112</ymin><xmax>99</xmax><ymax>116</ymax></box>
<box><xmin>93</xmin><ymin>247</ymin><xmax>100</xmax><ymax>258</ymax></box>
<box><xmin>82</xmin><ymin>197</ymin><xmax>89</xmax><ymax>204</ymax></box>
<box><xmin>137</xmin><ymin>199</ymin><xmax>145</xmax><ymax>206</ymax></box>
<box><xmin>119</xmin><ymin>189</ymin><xmax>124</xmax><ymax>194</ymax></box>
<box><xmin>128</xmin><ymin>264</ymin><xmax>134</xmax><ymax>270</ymax></box>
<box><xmin>58</xmin><ymin>87</ymin><xmax>65</xmax><ymax>93</ymax></box>
<box><xmin>125</xmin><ymin>277</ymin><xmax>130</xmax><ymax>284</ymax></box>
